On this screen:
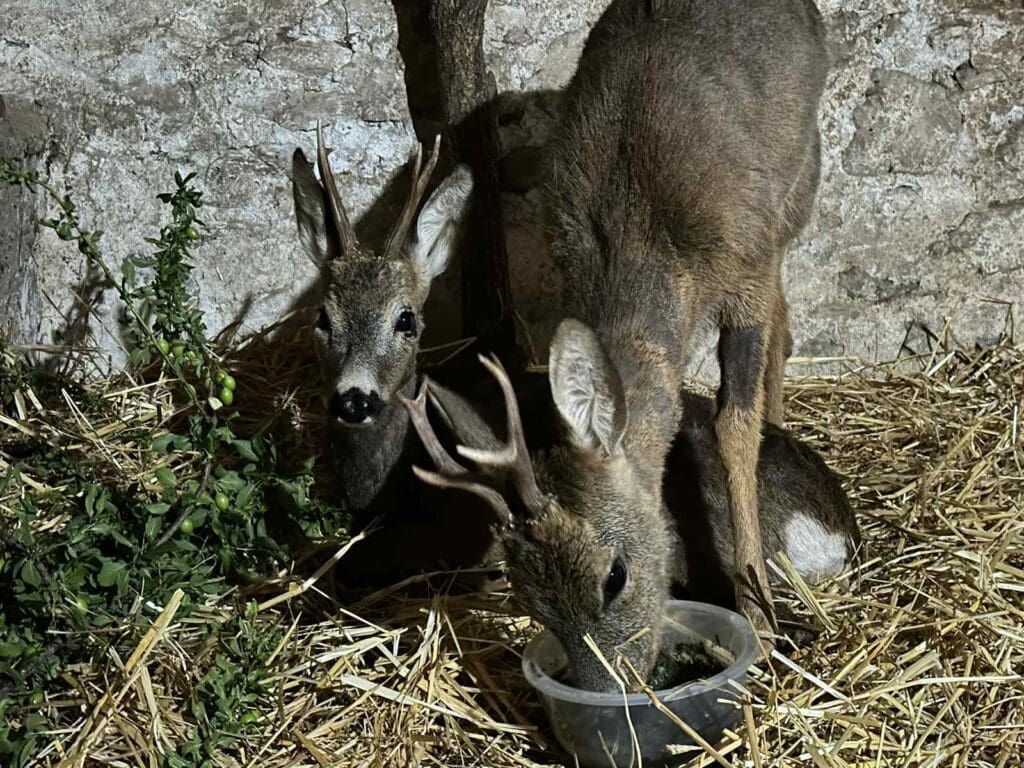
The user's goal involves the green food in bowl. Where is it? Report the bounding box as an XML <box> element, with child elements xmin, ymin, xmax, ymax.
<box><xmin>648</xmin><ymin>641</ymin><xmax>726</xmax><ymax>690</ymax></box>
<box><xmin>522</xmin><ymin>600</ymin><xmax>759</xmax><ymax>768</ymax></box>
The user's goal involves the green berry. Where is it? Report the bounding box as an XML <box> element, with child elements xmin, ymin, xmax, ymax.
<box><xmin>156</xmin><ymin>338</ymin><xmax>171</xmax><ymax>355</ymax></box>
<box><xmin>215</xmin><ymin>370</ymin><xmax>228</xmax><ymax>384</ymax></box>
<box><xmin>222</xmin><ymin>374</ymin><xmax>237</xmax><ymax>391</ymax></box>
<box><xmin>180</xmin><ymin>518</ymin><xmax>194</xmax><ymax>535</ymax></box>
<box><xmin>170</xmin><ymin>342</ymin><xmax>185</xmax><ymax>360</ymax></box>
<box><xmin>186</xmin><ymin>225</ymin><xmax>201</xmax><ymax>241</ymax></box>
<box><xmin>218</xmin><ymin>387</ymin><xmax>234</xmax><ymax>406</ymax></box>
<box><xmin>28</xmin><ymin>691</ymin><xmax>45</xmax><ymax>706</ymax></box>
<box><xmin>241</xmin><ymin>711</ymin><xmax>259</xmax><ymax>725</ymax></box>
<box><xmin>214</xmin><ymin>492</ymin><xmax>230</xmax><ymax>511</ymax></box>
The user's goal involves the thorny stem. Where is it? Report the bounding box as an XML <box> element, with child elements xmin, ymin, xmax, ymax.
<box><xmin>0</xmin><ymin>160</ymin><xmax>178</xmax><ymax>377</ymax></box>
<box><xmin>1</xmin><ymin>159</ymin><xmax>228</xmax><ymax>549</ymax></box>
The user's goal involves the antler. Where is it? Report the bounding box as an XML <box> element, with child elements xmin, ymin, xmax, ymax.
<box><xmin>457</xmin><ymin>354</ymin><xmax>548</xmax><ymax>513</ymax></box>
<box><xmin>316</xmin><ymin>121</ymin><xmax>359</xmax><ymax>258</ymax></box>
<box><xmin>384</xmin><ymin>134</ymin><xmax>442</xmax><ymax>259</ymax></box>
<box><xmin>401</xmin><ymin>377</ymin><xmax>514</xmax><ymax>530</ymax></box>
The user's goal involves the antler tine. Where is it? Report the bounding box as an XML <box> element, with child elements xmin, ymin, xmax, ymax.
<box><xmin>400</xmin><ymin>378</ymin><xmax>514</xmax><ymax>529</ymax></box>
<box><xmin>316</xmin><ymin>121</ymin><xmax>359</xmax><ymax>257</ymax></box>
<box><xmin>410</xmin><ymin>466</ymin><xmax>514</xmax><ymax>531</ymax></box>
<box><xmin>384</xmin><ymin>134</ymin><xmax>442</xmax><ymax>259</ymax></box>
<box><xmin>400</xmin><ymin>377</ymin><xmax>467</xmax><ymax>477</ymax></box>
<box><xmin>457</xmin><ymin>354</ymin><xmax>548</xmax><ymax>512</ymax></box>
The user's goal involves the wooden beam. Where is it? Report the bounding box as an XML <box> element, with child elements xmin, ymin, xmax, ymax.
<box><xmin>428</xmin><ymin>0</ymin><xmax>516</xmax><ymax>364</ymax></box>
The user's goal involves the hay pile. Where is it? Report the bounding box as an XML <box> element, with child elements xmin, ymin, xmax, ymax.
<box><xmin>5</xmin><ymin>322</ymin><xmax>1023</xmax><ymax>767</ymax></box>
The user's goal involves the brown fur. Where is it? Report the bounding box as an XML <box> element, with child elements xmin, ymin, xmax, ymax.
<box><xmin>291</xmin><ymin>132</ymin><xmax>474</xmax><ymax>521</ymax></box>
<box><xmin>404</xmin><ymin>365</ymin><xmax>858</xmax><ymax>690</ymax></box>
<box><xmin>518</xmin><ymin>0</ymin><xmax>827</xmax><ymax>686</ymax></box>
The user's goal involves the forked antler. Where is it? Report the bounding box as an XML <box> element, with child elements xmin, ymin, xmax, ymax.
<box><xmin>384</xmin><ymin>134</ymin><xmax>442</xmax><ymax>259</ymax></box>
<box><xmin>402</xmin><ymin>355</ymin><xmax>549</xmax><ymax>528</ymax></box>
<box><xmin>456</xmin><ymin>354</ymin><xmax>548</xmax><ymax>513</ymax></box>
<box><xmin>315</xmin><ymin>125</ymin><xmax>441</xmax><ymax>261</ymax></box>
<box><xmin>401</xmin><ymin>377</ymin><xmax>514</xmax><ymax>530</ymax></box>
<box><xmin>316</xmin><ymin>121</ymin><xmax>359</xmax><ymax>258</ymax></box>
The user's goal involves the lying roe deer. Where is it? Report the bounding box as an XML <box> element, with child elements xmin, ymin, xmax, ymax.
<box><xmin>666</xmin><ymin>389</ymin><xmax>860</xmax><ymax>606</ymax></box>
<box><xmin>415</xmin><ymin>0</ymin><xmax>829</xmax><ymax>686</ymax></box>
<box><xmin>404</xmin><ymin>351</ymin><xmax>859</xmax><ymax>689</ymax></box>
<box><xmin>291</xmin><ymin>124</ymin><xmax>473</xmax><ymax>518</ymax></box>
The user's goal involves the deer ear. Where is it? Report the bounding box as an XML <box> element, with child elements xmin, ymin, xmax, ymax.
<box><xmin>426</xmin><ymin>381</ymin><xmax>505</xmax><ymax>453</ymax></box>
<box><xmin>292</xmin><ymin>148</ymin><xmax>332</xmax><ymax>267</ymax></box>
<box><xmin>549</xmin><ymin>319</ymin><xmax>628</xmax><ymax>455</ymax></box>
<box><xmin>409</xmin><ymin>164</ymin><xmax>473</xmax><ymax>281</ymax></box>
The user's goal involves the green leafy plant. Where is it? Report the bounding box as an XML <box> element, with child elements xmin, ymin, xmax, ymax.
<box><xmin>163</xmin><ymin>604</ymin><xmax>281</xmax><ymax>768</ymax></box>
<box><xmin>0</xmin><ymin>160</ymin><xmax>346</xmax><ymax>766</ymax></box>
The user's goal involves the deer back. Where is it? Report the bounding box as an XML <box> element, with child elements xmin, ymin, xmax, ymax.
<box><xmin>666</xmin><ymin>391</ymin><xmax>861</xmax><ymax>605</ymax></box>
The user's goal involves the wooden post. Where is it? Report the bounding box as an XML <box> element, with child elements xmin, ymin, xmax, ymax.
<box><xmin>428</xmin><ymin>0</ymin><xmax>516</xmax><ymax>364</ymax></box>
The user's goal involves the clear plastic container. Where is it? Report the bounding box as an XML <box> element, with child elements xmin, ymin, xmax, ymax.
<box><xmin>522</xmin><ymin>600</ymin><xmax>759</xmax><ymax>768</ymax></box>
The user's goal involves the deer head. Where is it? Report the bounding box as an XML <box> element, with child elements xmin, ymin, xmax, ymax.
<box><xmin>292</xmin><ymin>124</ymin><xmax>473</xmax><ymax>427</ymax></box>
<box><xmin>403</xmin><ymin>319</ymin><xmax>674</xmax><ymax>691</ymax></box>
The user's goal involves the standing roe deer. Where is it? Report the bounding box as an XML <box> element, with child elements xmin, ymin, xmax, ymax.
<box><xmin>410</xmin><ymin>0</ymin><xmax>829</xmax><ymax>688</ymax></box>
<box><xmin>291</xmin><ymin>125</ymin><xmax>473</xmax><ymax>520</ymax></box>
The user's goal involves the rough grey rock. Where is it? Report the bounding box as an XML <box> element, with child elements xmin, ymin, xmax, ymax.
<box><xmin>843</xmin><ymin>69</ymin><xmax>962</xmax><ymax>176</ymax></box>
<box><xmin>0</xmin><ymin>99</ymin><xmax>47</xmax><ymax>350</ymax></box>
<box><xmin>2</xmin><ymin>0</ymin><xmax>1023</xmax><ymax>376</ymax></box>
<box><xmin>788</xmin><ymin>0</ymin><xmax>1024</xmax><ymax>370</ymax></box>
<box><xmin>0</xmin><ymin>0</ymin><xmax>415</xmax><ymax>367</ymax></box>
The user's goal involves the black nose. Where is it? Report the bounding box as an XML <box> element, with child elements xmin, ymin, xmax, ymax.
<box><xmin>331</xmin><ymin>388</ymin><xmax>383</xmax><ymax>423</ymax></box>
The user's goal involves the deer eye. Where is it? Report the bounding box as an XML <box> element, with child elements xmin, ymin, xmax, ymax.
<box><xmin>603</xmin><ymin>556</ymin><xmax>627</xmax><ymax>606</ymax></box>
<box><xmin>395</xmin><ymin>309</ymin><xmax>417</xmax><ymax>337</ymax></box>
<box><xmin>316</xmin><ymin>308</ymin><xmax>330</xmax><ymax>332</ymax></box>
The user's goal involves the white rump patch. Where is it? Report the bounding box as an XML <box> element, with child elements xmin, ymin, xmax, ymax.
<box><xmin>784</xmin><ymin>513</ymin><xmax>849</xmax><ymax>582</ymax></box>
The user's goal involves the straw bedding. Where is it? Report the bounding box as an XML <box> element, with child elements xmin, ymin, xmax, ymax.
<box><xmin>5</xmin><ymin>320</ymin><xmax>1022</xmax><ymax>767</ymax></box>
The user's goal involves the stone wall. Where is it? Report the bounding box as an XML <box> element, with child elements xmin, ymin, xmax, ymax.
<box><xmin>1</xmin><ymin>0</ymin><xmax>414</xmax><ymax>366</ymax></box>
<box><xmin>1</xmin><ymin>1</ymin><xmax>1022</xmax><ymax>373</ymax></box>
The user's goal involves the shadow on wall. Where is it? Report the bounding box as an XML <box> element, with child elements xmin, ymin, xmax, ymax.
<box><xmin>223</xmin><ymin>0</ymin><xmax>562</xmax><ymax>374</ymax></box>
<box><xmin>1</xmin><ymin>3</ymin><xmax>571</xmax><ymax>389</ymax></box>
<box><xmin>389</xmin><ymin>0</ymin><xmax>561</xmax><ymax>361</ymax></box>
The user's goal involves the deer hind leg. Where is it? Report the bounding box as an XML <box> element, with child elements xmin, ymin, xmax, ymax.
<box><xmin>762</xmin><ymin>280</ymin><xmax>792</xmax><ymax>427</ymax></box>
<box><xmin>715</xmin><ymin>312</ymin><xmax>776</xmax><ymax>639</ymax></box>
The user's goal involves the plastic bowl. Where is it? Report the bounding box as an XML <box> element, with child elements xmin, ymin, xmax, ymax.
<box><xmin>522</xmin><ymin>600</ymin><xmax>759</xmax><ymax>768</ymax></box>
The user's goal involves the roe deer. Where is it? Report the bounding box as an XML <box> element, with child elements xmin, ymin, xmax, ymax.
<box><xmin>404</xmin><ymin>351</ymin><xmax>858</xmax><ymax>689</ymax></box>
<box><xmin>545</xmin><ymin>0</ymin><xmax>829</xmax><ymax>636</ymax></box>
<box><xmin>413</xmin><ymin>0</ymin><xmax>829</xmax><ymax>686</ymax></box>
<box><xmin>291</xmin><ymin>124</ymin><xmax>473</xmax><ymax>519</ymax></box>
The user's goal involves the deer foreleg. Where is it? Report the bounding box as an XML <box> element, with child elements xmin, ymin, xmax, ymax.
<box><xmin>762</xmin><ymin>283</ymin><xmax>792</xmax><ymax>427</ymax></box>
<box><xmin>715</xmin><ymin>322</ymin><xmax>776</xmax><ymax>642</ymax></box>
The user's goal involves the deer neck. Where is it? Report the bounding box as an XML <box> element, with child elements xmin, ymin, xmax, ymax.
<box><xmin>603</xmin><ymin>328</ymin><xmax>685</xmax><ymax>480</ymax></box>
<box><xmin>329</xmin><ymin>374</ymin><xmax>417</xmax><ymax>517</ymax></box>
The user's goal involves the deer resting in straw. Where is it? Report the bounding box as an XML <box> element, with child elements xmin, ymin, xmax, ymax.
<box><xmin>410</xmin><ymin>0</ymin><xmax>829</xmax><ymax>688</ymax></box>
<box><xmin>292</xmin><ymin>125</ymin><xmax>473</xmax><ymax>520</ymax></box>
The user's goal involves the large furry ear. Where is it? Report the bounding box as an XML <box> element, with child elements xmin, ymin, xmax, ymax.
<box><xmin>409</xmin><ymin>164</ymin><xmax>473</xmax><ymax>281</ymax></box>
<box><xmin>291</xmin><ymin>148</ymin><xmax>331</xmax><ymax>267</ymax></box>
<box><xmin>549</xmin><ymin>319</ymin><xmax>627</xmax><ymax>455</ymax></box>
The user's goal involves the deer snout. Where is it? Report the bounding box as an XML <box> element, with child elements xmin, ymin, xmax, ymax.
<box><xmin>331</xmin><ymin>388</ymin><xmax>384</xmax><ymax>425</ymax></box>
<box><xmin>563</xmin><ymin>632</ymin><xmax>660</xmax><ymax>692</ymax></box>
